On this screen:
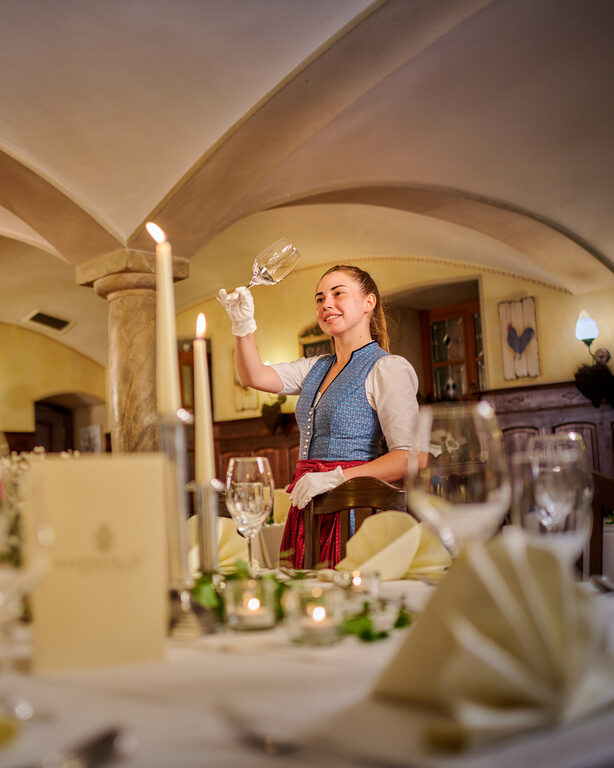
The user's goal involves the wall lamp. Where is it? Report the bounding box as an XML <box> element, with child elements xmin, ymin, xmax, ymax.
<box><xmin>574</xmin><ymin>311</ymin><xmax>613</xmax><ymax>407</ymax></box>
<box><xmin>575</xmin><ymin>311</ymin><xmax>611</xmax><ymax>363</ymax></box>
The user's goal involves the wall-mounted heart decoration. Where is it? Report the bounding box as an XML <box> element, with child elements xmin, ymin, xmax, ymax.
<box><xmin>507</xmin><ymin>323</ymin><xmax>535</xmax><ymax>357</ymax></box>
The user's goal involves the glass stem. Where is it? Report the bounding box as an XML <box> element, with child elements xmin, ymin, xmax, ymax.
<box><xmin>247</xmin><ymin>538</ymin><xmax>253</xmax><ymax>574</ymax></box>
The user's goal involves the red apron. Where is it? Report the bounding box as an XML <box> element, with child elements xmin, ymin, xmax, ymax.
<box><xmin>279</xmin><ymin>459</ymin><xmax>367</xmax><ymax>569</ymax></box>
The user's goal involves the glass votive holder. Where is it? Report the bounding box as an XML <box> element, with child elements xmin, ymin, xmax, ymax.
<box><xmin>334</xmin><ymin>569</ymin><xmax>380</xmax><ymax>597</ymax></box>
<box><xmin>283</xmin><ymin>582</ymin><xmax>343</xmax><ymax>646</ymax></box>
<box><xmin>222</xmin><ymin>578</ymin><xmax>277</xmax><ymax>631</ymax></box>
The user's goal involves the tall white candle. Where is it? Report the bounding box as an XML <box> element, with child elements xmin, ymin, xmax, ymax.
<box><xmin>194</xmin><ymin>313</ymin><xmax>216</xmax><ymax>484</ymax></box>
<box><xmin>147</xmin><ymin>222</ymin><xmax>181</xmax><ymax>417</ymax></box>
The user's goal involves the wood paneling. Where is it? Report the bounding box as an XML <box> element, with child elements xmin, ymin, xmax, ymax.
<box><xmin>501</xmin><ymin>426</ymin><xmax>539</xmax><ymax>455</ymax></box>
<box><xmin>484</xmin><ymin>381</ymin><xmax>614</xmax><ymax>574</ymax></box>
<box><xmin>205</xmin><ymin>416</ymin><xmax>299</xmax><ymax>488</ymax></box>
<box><xmin>4</xmin><ymin>432</ymin><xmax>37</xmax><ymax>453</ymax></box>
<box><xmin>484</xmin><ymin>381</ymin><xmax>614</xmax><ymax>477</ymax></box>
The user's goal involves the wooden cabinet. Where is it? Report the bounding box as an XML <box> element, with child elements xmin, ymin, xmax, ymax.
<box><xmin>484</xmin><ymin>382</ymin><xmax>614</xmax><ymax>476</ymax></box>
<box><xmin>484</xmin><ymin>381</ymin><xmax>614</xmax><ymax>574</ymax></box>
<box><xmin>420</xmin><ymin>300</ymin><xmax>484</xmax><ymax>401</ymax></box>
<box><xmin>185</xmin><ymin>416</ymin><xmax>300</xmax><ymax>488</ymax></box>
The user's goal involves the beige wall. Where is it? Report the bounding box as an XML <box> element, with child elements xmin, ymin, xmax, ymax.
<box><xmin>4</xmin><ymin>259</ymin><xmax>611</xmax><ymax>435</ymax></box>
<box><xmin>73</xmin><ymin>402</ymin><xmax>107</xmax><ymax>450</ymax></box>
<box><xmin>176</xmin><ymin>259</ymin><xmax>614</xmax><ymax>422</ymax></box>
<box><xmin>390</xmin><ymin>306</ymin><xmax>423</xmax><ymax>391</ymax></box>
<box><xmin>480</xmin><ymin>275</ymin><xmax>614</xmax><ymax>390</ymax></box>
<box><xmin>0</xmin><ymin>323</ymin><xmax>106</xmax><ymax>432</ymax></box>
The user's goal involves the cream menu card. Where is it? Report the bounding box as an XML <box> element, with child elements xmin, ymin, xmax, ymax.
<box><xmin>25</xmin><ymin>454</ymin><xmax>168</xmax><ymax>672</ymax></box>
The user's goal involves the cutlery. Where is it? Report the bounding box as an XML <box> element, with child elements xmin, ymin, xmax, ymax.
<box><xmin>221</xmin><ymin>708</ymin><xmax>413</xmax><ymax>767</ymax></box>
<box><xmin>591</xmin><ymin>574</ymin><xmax>614</xmax><ymax>594</ymax></box>
<box><xmin>210</xmin><ymin>478</ymin><xmax>226</xmax><ymax>494</ymax></box>
<box><xmin>19</xmin><ymin>726</ymin><xmax>128</xmax><ymax>768</ymax></box>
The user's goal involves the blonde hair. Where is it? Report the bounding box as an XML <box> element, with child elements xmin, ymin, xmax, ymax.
<box><xmin>319</xmin><ymin>264</ymin><xmax>390</xmax><ymax>352</ymax></box>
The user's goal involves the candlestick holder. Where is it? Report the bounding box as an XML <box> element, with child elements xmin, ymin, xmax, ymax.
<box><xmin>158</xmin><ymin>411</ymin><xmax>213</xmax><ymax>637</ymax></box>
<box><xmin>188</xmin><ymin>482</ymin><xmax>219</xmax><ymax>574</ymax></box>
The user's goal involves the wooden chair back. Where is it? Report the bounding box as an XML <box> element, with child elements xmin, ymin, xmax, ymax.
<box><xmin>303</xmin><ymin>476</ymin><xmax>407</xmax><ymax>569</ymax></box>
<box><xmin>589</xmin><ymin>470</ymin><xmax>614</xmax><ymax>575</ymax></box>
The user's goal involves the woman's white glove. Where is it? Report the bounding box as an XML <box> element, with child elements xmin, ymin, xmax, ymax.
<box><xmin>289</xmin><ymin>466</ymin><xmax>346</xmax><ymax>510</ymax></box>
<box><xmin>217</xmin><ymin>286</ymin><xmax>257</xmax><ymax>337</ymax></box>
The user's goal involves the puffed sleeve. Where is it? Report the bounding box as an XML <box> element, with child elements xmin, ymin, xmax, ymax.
<box><xmin>269</xmin><ymin>356</ymin><xmax>322</xmax><ymax>396</ymax></box>
<box><xmin>366</xmin><ymin>355</ymin><xmax>419</xmax><ymax>452</ymax></box>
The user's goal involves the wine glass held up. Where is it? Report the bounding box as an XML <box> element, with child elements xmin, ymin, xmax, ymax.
<box><xmin>406</xmin><ymin>401</ymin><xmax>511</xmax><ymax>559</ymax></box>
<box><xmin>225</xmin><ymin>457</ymin><xmax>274</xmax><ymax>574</ymax></box>
<box><xmin>247</xmin><ymin>238</ymin><xmax>301</xmax><ymax>288</ymax></box>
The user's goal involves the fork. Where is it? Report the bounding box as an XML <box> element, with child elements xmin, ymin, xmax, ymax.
<box><xmin>220</xmin><ymin>707</ymin><xmax>413</xmax><ymax>767</ymax></box>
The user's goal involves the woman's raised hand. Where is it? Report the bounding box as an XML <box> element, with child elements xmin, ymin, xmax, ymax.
<box><xmin>217</xmin><ymin>286</ymin><xmax>257</xmax><ymax>336</ymax></box>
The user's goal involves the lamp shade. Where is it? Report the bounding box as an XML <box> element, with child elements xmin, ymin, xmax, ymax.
<box><xmin>575</xmin><ymin>311</ymin><xmax>599</xmax><ymax>342</ymax></box>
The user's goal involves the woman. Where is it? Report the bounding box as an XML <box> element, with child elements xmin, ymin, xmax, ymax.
<box><xmin>218</xmin><ymin>264</ymin><xmax>419</xmax><ymax>567</ymax></box>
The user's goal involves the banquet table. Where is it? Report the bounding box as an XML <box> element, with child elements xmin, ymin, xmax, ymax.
<box><xmin>1</xmin><ymin>583</ymin><xmax>613</xmax><ymax>768</ymax></box>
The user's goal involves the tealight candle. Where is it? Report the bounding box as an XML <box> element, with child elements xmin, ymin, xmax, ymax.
<box><xmin>234</xmin><ymin>596</ymin><xmax>274</xmax><ymax>630</ymax></box>
<box><xmin>298</xmin><ymin>602</ymin><xmax>336</xmax><ymax>639</ymax></box>
<box><xmin>334</xmin><ymin>569</ymin><xmax>380</xmax><ymax>597</ymax></box>
<box><xmin>224</xmin><ymin>579</ymin><xmax>276</xmax><ymax>631</ymax></box>
<box><xmin>284</xmin><ymin>582</ymin><xmax>342</xmax><ymax>646</ymax></box>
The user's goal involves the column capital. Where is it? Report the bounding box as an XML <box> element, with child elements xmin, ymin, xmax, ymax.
<box><xmin>76</xmin><ymin>248</ymin><xmax>189</xmax><ymax>297</ymax></box>
<box><xmin>75</xmin><ymin>248</ymin><xmax>189</xmax><ymax>453</ymax></box>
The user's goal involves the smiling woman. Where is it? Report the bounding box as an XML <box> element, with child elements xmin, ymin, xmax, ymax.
<box><xmin>218</xmin><ymin>264</ymin><xmax>419</xmax><ymax>568</ymax></box>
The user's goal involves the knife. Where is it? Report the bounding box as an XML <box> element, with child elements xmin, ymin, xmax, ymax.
<box><xmin>20</xmin><ymin>726</ymin><xmax>125</xmax><ymax>768</ymax></box>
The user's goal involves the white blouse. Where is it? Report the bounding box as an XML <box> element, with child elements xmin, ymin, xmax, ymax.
<box><xmin>270</xmin><ymin>354</ymin><xmax>419</xmax><ymax>452</ymax></box>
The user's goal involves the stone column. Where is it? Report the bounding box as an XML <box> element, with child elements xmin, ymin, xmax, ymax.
<box><xmin>77</xmin><ymin>249</ymin><xmax>189</xmax><ymax>452</ymax></box>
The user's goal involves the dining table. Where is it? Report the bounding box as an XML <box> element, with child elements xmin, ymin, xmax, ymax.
<box><xmin>1</xmin><ymin>581</ymin><xmax>613</xmax><ymax>768</ymax></box>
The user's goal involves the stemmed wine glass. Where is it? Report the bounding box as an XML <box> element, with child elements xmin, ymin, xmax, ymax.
<box><xmin>225</xmin><ymin>457</ymin><xmax>274</xmax><ymax>573</ymax></box>
<box><xmin>406</xmin><ymin>401</ymin><xmax>511</xmax><ymax>559</ymax></box>
<box><xmin>510</xmin><ymin>434</ymin><xmax>594</xmax><ymax>566</ymax></box>
<box><xmin>247</xmin><ymin>238</ymin><xmax>301</xmax><ymax>288</ymax></box>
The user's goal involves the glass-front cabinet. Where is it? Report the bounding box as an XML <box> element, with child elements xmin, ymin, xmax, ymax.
<box><xmin>419</xmin><ymin>300</ymin><xmax>484</xmax><ymax>401</ymax></box>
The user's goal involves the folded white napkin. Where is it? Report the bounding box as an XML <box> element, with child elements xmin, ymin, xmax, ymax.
<box><xmin>188</xmin><ymin>517</ymin><xmax>248</xmax><ymax>574</ymax></box>
<box><xmin>374</xmin><ymin>527</ymin><xmax>614</xmax><ymax>748</ymax></box>
<box><xmin>252</xmin><ymin>523</ymin><xmax>284</xmax><ymax>569</ymax></box>
<box><xmin>273</xmin><ymin>489</ymin><xmax>291</xmax><ymax>524</ymax></box>
<box><xmin>336</xmin><ymin>511</ymin><xmax>451</xmax><ymax>581</ymax></box>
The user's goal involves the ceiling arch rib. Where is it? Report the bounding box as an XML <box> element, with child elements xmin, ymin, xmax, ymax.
<box><xmin>0</xmin><ymin>150</ymin><xmax>121</xmax><ymax>266</ymax></box>
<box><xmin>269</xmin><ymin>185</ymin><xmax>614</xmax><ymax>295</ymax></box>
<box><xmin>0</xmin><ymin>205</ymin><xmax>60</xmax><ymax>258</ymax></box>
<box><xmin>128</xmin><ymin>0</ymin><xmax>494</xmax><ymax>257</ymax></box>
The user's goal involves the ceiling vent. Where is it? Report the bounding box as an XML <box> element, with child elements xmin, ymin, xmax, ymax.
<box><xmin>24</xmin><ymin>310</ymin><xmax>72</xmax><ymax>333</ymax></box>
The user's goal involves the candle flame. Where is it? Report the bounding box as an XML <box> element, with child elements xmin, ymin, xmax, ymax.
<box><xmin>312</xmin><ymin>606</ymin><xmax>326</xmax><ymax>623</ymax></box>
<box><xmin>146</xmin><ymin>221</ymin><xmax>167</xmax><ymax>244</ymax></box>
<box><xmin>247</xmin><ymin>597</ymin><xmax>260</xmax><ymax>611</ymax></box>
<box><xmin>196</xmin><ymin>313</ymin><xmax>206</xmax><ymax>338</ymax></box>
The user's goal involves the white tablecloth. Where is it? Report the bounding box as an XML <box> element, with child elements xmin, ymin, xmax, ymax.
<box><xmin>1</xmin><ymin>586</ymin><xmax>613</xmax><ymax>768</ymax></box>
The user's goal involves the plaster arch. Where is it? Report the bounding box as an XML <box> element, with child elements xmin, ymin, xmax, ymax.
<box><xmin>269</xmin><ymin>185</ymin><xmax>614</xmax><ymax>296</ymax></box>
<box><xmin>0</xmin><ymin>149</ymin><xmax>121</xmax><ymax>265</ymax></box>
<box><xmin>33</xmin><ymin>391</ymin><xmax>105</xmax><ymax>410</ymax></box>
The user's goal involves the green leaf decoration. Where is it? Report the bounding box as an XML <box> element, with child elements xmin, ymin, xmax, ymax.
<box><xmin>338</xmin><ymin>603</ymin><xmax>389</xmax><ymax>643</ymax></box>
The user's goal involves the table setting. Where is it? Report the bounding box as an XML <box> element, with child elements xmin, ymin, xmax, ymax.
<box><xmin>0</xmin><ymin>228</ymin><xmax>613</xmax><ymax>768</ymax></box>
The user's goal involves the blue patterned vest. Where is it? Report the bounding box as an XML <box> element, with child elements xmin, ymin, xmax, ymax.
<box><xmin>295</xmin><ymin>342</ymin><xmax>388</xmax><ymax>461</ymax></box>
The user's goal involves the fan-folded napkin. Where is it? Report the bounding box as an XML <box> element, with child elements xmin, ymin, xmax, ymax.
<box><xmin>374</xmin><ymin>527</ymin><xmax>614</xmax><ymax>747</ymax></box>
<box><xmin>336</xmin><ymin>511</ymin><xmax>451</xmax><ymax>581</ymax></box>
<box><xmin>188</xmin><ymin>516</ymin><xmax>248</xmax><ymax>574</ymax></box>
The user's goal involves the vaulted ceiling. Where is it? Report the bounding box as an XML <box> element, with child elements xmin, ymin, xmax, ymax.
<box><xmin>1</xmin><ymin>0</ymin><xmax>613</xmax><ymax>363</ymax></box>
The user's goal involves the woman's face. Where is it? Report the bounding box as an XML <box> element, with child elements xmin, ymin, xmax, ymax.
<box><xmin>314</xmin><ymin>271</ymin><xmax>375</xmax><ymax>338</ymax></box>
